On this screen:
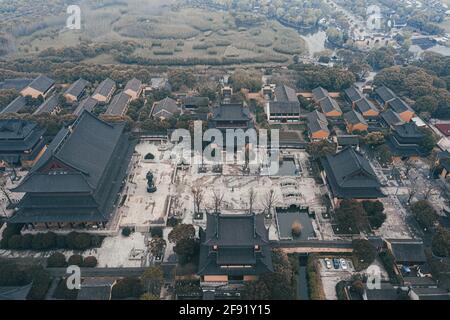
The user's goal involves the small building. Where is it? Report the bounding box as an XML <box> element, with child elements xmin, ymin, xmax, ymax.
<box><xmin>105</xmin><ymin>92</ymin><xmax>131</xmax><ymax>116</ymax></box>
<box><xmin>182</xmin><ymin>96</ymin><xmax>210</xmax><ymax>110</ymax></box>
<box><xmin>92</xmin><ymin>78</ymin><xmax>116</xmax><ymax>104</ymax></box>
<box><xmin>381</xmin><ymin>109</ymin><xmax>405</xmax><ymax>128</ymax></box>
<box><xmin>73</xmin><ymin>97</ymin><xmax>98</xmax><ymax>117</ymax></box>
<box><xmin>344</xmin><ymin>110</ymin><xmax>368</xmax><ymax>133</ymax></box>
<box><xmin>435</xmin><ymin>123</ymin><xmax>450</xmax><ymax>137</ymax></box>
<box><xmin>0</xmin><ymin>96</ymin><xmax>27</xmax><ymax>115</ymax></box>
<box><xmin>124</xmin><ymin>78</ymin><xmax>143</xmax><ymax>101</ymax></box>
<box><xmin>320</xmin><ymin>147</ymin><xmax>384</xmax><ymax>205</ymax></box>
<box><xmin>0</xmin><ymin>119</ymin><xmax>47</xmax><ymax>167</ymax></box>
<box><xmin>374</xmin><ymin>86</ymin><xmax>397</xmax><ymax>107</ymax></box>
<box><xmin>20</xmin><ymin>75</ymin><xmax>55</xmax><ymax>99</ymax></box>
<box><xmin>64</xmin><ymin>78</ymin><xmax>89</xmax><ymax>103</ymax></box>
<box><xmin>149</xmin><ymin>78</ymin><xmax>171</xmax><ymax>92</ymax></box>
<box><xmin>319</xmin><ymin>96</ymin><xmax>342</xmax><ymax>118</ymax></box>
<box><xmin>267</xmin><ymin>84</ymin><xmax>301</xmax><ymax>123</ymax></box>
<box><xmin>221</xmin><ymin>86</ymin><xmax>233</xmax><ymax>98</ymax></box>
<box><xmin>354</xmin><ymin>97</ymin><xmax>380</xmax><ymax>118</ymax></box>
<box><xmin>307</xmin><ymin>110</ymin><xmax>329</xmax><ymax>140</ymax></box>
<box><xmin>312</xmin><ymin>86</ymin><xmax>329</xmax><ymax>103</ymax></box>
<box><xmin>151</xmin><ymin>97</ymin><xmax>180</xmax><ymax>120</ymax></box>
<box><xmin>387</xmin><ymin>98</ymin><xmax>415</xmax><ymax>123</ymax></box>
<box><xmin>198</xmin><ymin>213</ymin><xmax>273</xmax><ymax>284</ymax></box>
<box><xmin>9</xmin><ymin>111</ymin><xmax>134</xmax><ymax>229</ymax></box>
<box><xmin>33</xmin><ymin>95</ymin><xmax>61</xmax><ymax>115</ymax></box>
<box><xmin>335</xmin><ymin>135</ymin><xmax>360</xmax><ymax>151</ymax></box>
<box><xmin>344</xmin><ymin>86</ymin><xmax>363</xmax><ymax>107</ymax></box>
<box><xmin>386</xmin><ymin>239</ymin><xmax>426</xmax><ymax>266</ymax></box>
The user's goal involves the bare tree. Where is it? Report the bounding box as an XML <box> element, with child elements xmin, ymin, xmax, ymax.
<box><xmin>407</xmin><ymin>176</ymin><xmax>420</xmax><ymax>204</ymax></box>
<box><xmin>248</xmin><ymin>188</ymin><xmax>257</xmax><ymax>214</ymax></box>
<box><xmin>423</xmin><ymin>187</ymin><xmax>440</xmax><ymax>201</ymax></box>
<box><xmin>192</xmin><ymin>186</ymin><xmax>205</xmax><ymax>214</ymax></box>
<box><xmin>261</xmin><ymin>189</ymin><xmax>280</xmax><ymax>216</ymax></box>
<box><xmin>212</xmin><ymin>189</ymin><xmax>225</xmax><ymax>214</ymax></box>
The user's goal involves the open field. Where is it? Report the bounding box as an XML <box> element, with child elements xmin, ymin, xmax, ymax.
<box><xmin>1</xmin><ymin>0</ymin><xmax>307</xmax><ymax>65</ymax></box>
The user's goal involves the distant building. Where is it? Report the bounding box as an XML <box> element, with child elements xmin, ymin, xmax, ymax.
<box><xmin>64</xmin><ymin>78</ymin><xmax>89</xmax><ymax>103</ymax></box>
<box><xmin>307</xmin><ymin>110</ymin><xmax>329</xmax><ymax>140</ymax></box>
<box><xmin>335</xmin><ymin>135</ymin><xmax>360</xmax><ymax>151</ymax></box>
<box><xmin>73</xmin><ymin>97</ymin><xmax>98</xmax><ymax>117</ymax></box>
<box><xmin>387</xmin><ymin>98</ymin><xmax>415</xmax><ymax>123</ymax></box>
<box><xmin>320</xmin><ymin>147</ymin><xmax>384</xmax><ymax>205</ymax></box>
<box><xmin>267</xmin><ymin>84</ymin><xmax>301</xmax><ymax>123</ymax></box>
<box><xmin>182</xmin><ymin>96</ymin><xmax>210</xmax><ymax>110</ymax></box>
<box><xmin>210</xmin><ymin>103</ymin><xmax>252</xmax><ymax>131</ymax></box>
<box><xmin>0</xmin><ymin>96</ymin><xmax>27</xmax><ymax>115</ymax></box>
<box><xmin>319</xmin><ymin>96</ymin><xmax>342</xmax><ymax>118</ymax></box>
<box><xmin>198</xmin><ymin>213</ymin><xmax>273</xmax><ymax>284</ymax></box>
<box><xmin>124</xmin><ymin>78</ymin><xmax>143</xmax><ymax>101</ymax></box>
<box><xmin>354</xmin><ymin>97</ymin><xmax>380</xmax><ymax>118</ymax></box>
<box><xmin>0</xmin><ymin>119</ymin><xmax>47</xmax><ymax>168</ymax></box>
<box><xmin>105</xmin><ymin>92</ymin><xmax>131</xmax><ymax>116</ymax></box>
<box><xmin>312</xmin><ymin>86</ymin><xmax>329</xmax><ymax>103</ymax></box>
<box><xmin>9</xmin><ymin>111</ymin><xmax>134</xmax><ymax>229</ymax></box>
<box><xmin>387</xmin><ymin>122</ymin><xmax>428</xmax><ymax>159</ymax></box>
<box><xmin>344</xmin><ymin>86</ymin><xmax>363</xmax><ymax>107</ymax></box>
<box><xmin>92</xmin><ymin>78</ymin><xmax>116</xmax><ymax>104</ymax></box>
<box><xmin>151</xmin><ymin>97</ymin><xmax>180</xmax><ymax>120</ymax></box>
<box><xmin>20</xmin><ymin>75</ymin><xmax>55</xmax><ymax>99</ymax></box>
<box><xmin>33</xmin><ymin>95</ymin><xmax>61</xmax><ymax>115</ymax></box>
<box><xmin>374</xmin><ymin>86</ymin><xmax>397</xmax><ymax>107</ymax></box>
<box><xmin>344</xmin><ymin>110</ymin><xmax>368</xmax><ymax>133</ymax></box>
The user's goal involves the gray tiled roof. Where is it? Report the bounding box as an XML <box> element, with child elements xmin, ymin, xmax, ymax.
<box><xmin>152</xmin><ymin>97</ymin><xmax>179</xmax><ymax>117</ymax></box>
<box><xmin>269</xmin><ymin>101</ymin><xmax>301</xmax><ymax>115</ymax></box>
<box><xmin>93</xmin><ymin>78</ymin><xmax>116</xmax><ymax>98</ymax></box>
<box><xmin>381</xmin><ymin>110</ymin><xmax>404</xmax><ymax>127</ymax></box>
<box><xmin>26</xmin><ymin>75</ymin><xmax>55</xmax><ymax>94</ymax></box>
<box><xmin>344</xmin><ymin>86</ymin><xmax>363</xmax><ymax>103</ymax></box>
<box><xmin>344</xmin><ymin>110</ymin><xmax>367</xmax><ymax>125</ymax></box>
<box><xmin>388</xmin><ymin>239</ymin><xmax>426</xmax><ymax>264</ymax></box>
<box><xmin>0</xmin><ymin>96</ymin><xmax>27</xmax><ymax>114</ymax></box>
<box><xmin>124</xmin><ymin>78</ymin><xmax>142</xmax><ymax>93</ymax></box>
<box><xmin>375</xmin><ymin>86</ymin><xmax>397</xmax><ymax>103</ymax></box>
<box><xmin>320</xmin><ymin>147</ymin><xmax>384</xmax><ymax>199</ymax></box>
<box><xmin>307</xmin><ymin>110</ymin><xmax>329</xmax><ymax>133</ymax></box>
<box><xmin>320</xmin><ymin>96</ymin><xmax>342</xmax><ymax>114</ymax></box>
<box><xmin>312</xmin><ymin>86</ymin><xmax>329</xmax><ymax>102</ymax></box>
<box><xmin>73</xmin><ymin>97</ymin><xmax>98</xmax><ymax>116</ymax></box>
<box><xmin>355</xmin><ymin>97</ymin><xmax>379</xmax><ymax>114</ymax></box>
<box><xmin>182</xmin><ymin>96</ymin><xmax>209</xmax><ymax>108</ymax></box>
<box><xmin>0</xmin><ymin>78</ymin><xmax>33</xmax><ymax>91</ymax></box>
<box><xmin>105</xmin><ymin>92</ymin><xmax>130</xmax><ymax>116</ymax></box>
<box><xmin>212</xmin><ymin>103</ymin><xmax>251</xmax><ymax>121</ymax></box>
<box><xmin>33</xmin><ymin>95</ymin><xmax>59</xmax><ymax>115</ymax></box>
<box><xmin>65</xmin><ymin>78</ymin><xmax>89</xmax><ymax>99</ymax></box>
<box><xmin>388</xmin><ymin>97</ymin><xmax>414</xmax><ymax>114</ymax></box>
<box><xmin>274</xmin><ymin>84</ymin><xmax>298</xmax><ymax>102</ymax></box>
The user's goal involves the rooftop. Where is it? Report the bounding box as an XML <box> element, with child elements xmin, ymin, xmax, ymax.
<box><xmin>105</xmin><ymin>92</ymin><xmax>131</xmax><ymax>116</ymax></box>
<box><xmin>0</xmin><ymin>96</ymin><xmax>27</xmax><ymax>114</ymax></box>
<box><xmin>25</xmin><ymin>75</ymin><xmax>55</xmax><ymax>94</ymax></box>
<box><xmin>33</xmin><ymin>95</ymin><xmax>59</xmax><ymax>115</ymax></box>
<box><xmin>65</xmin><ymin>78</ymin><xmax>89</xmax><ymax>99</ymax></box>
<box><xmin>93</xmin><ymin>78</ymin><xmax>116</xmax><ymax>98</ymax></box>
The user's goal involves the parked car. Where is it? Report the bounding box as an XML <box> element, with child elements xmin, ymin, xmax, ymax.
<box><xmin>333</xmin><ymin>258</ymin><xmax>340</xmax><ymax>269</ymax></box>
<box><xmin>325</xmin><ymin>258</ymin><xmax>332</xmax><ymax>269</ymax></box>
<box><xmin>340</xmin><ymin>259</ymin><xmax>348</xmax><ymax>270</ymax></box>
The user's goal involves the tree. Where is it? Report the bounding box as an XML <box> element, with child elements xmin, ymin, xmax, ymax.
<box><xmin>291</xmin><ymin>221</ymin><xmax>303</xmax><ymax>238</ymax></box>
<box><xmin>351</xmin><ymin>279</ymin><xmax>365</xmax><ymax>296</ymax></box>
<box><xmin>410</xmin><ymin>200</ymin><xmax>439</xmax><ymax>230</ymax></box>
<box><xmin>168</xmin><ymin>224</ymin><xmax>195</xmax><ymax>244</ymax></box>
<box><xmin>212</xmin><ymin>189</ymin><xmax>225</xmax><ymax>214</ymax></box>
<box><xmin>82</xmin><ymin>256</ymin><xmax>98</xmax><ymax>268</ymax></box>
<box><xmin>306</xmin><ymin>140</ymin><xmax>336</xmax><ymax>159</ymax></box>
<box><xmin>247</xmin><ymin>188</ymin><xmax>257</xmax><ymax>214</ymax></box>
<box><xmin>47</xmin><ymin>252</ymin><xmax>67</xmax><ymax>268</ymax></box>
<box><xmin>168</xmin><ymin>70</ymin><xmax>196</xmax><ymax>91</ymax></box>
<box><xmin>352</xmin><ymin>239</ymin><xmax>376</xmax><ymax>270</ymax></box>
<box><xmin>149</xmin><ymin>237</ymin><xmax>166</xmax><ymax>257</ymax></box>
<box><xmin>364</xmin><ymin>132</ymin><xmax>385</xmax><ymax>148</ymax></box>
<box><xmin>68</xmin><ymin>254</ymin><xmax>83</xmax><ymax>267</ymax></box>
<box><xmin>140</xmin><ymin>293</ymin><xmax>160</xmax><ymax>300</ymax></box>
<box><xmin>173</xmin><ymin>239</ymin><xmax>199</xmax><ymax>265</ymax></box>
<box><xmin>432</xmin><ymin>228</ymin><xmax>450</xmax><ymax>257</ymax></box>
<box><xmin>242</xmin><ymin>280</ymin><xmax>271</xmax><ymax>300</ymax></box>
<box><xmin>261</xmin><ymin>189</ymin><xmax>280</xmax><ymax>216</ymax></box>
<box><xmin>141</xmin><ymin>266</ymin><xmax>164</xmax><ymax>296</ymax></box>
<box><xmin>362</xmin><ymin>200</ymin><xmax>386</xmax><ymax>229</ymax></box>
<box><xmin>415</xmin><ymin>95</ymin><xmax>439</xmax><ymax>114</ymax></box>
<box><xmin>192</xmin><ymin>186</ymin><xmax>205</xmax><ymax>214</ymax></box>
<box><xmin>229</xmin><ymin>69</ymin><xmax>262</xmax><ymax>92</ymax></box>
<box><xmin>335</xmin><ymin>200</ymin><xmax>369</xmax><ymax>234</ymax></box>
<box><xmin>111</xmin><ymin>277</ymin><xmax>143</xmax><ymax>299</ymax></box>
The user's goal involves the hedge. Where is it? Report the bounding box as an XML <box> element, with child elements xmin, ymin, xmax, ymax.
<box><xmin>306</xmin><ymin>254</ymin><xmax>326</xmax><ymax>300</ymax></box>
<box><xmin>47</xmin><ymin>252</ymin><xmax>67</xmax><ymax>268</ymax></box>
<box><xmin>68</xmin><ymin>254</ymin><xmax>83</xmax><ymax>267</ymax></box>
<box><xmin>0</xmin><ymin>225</ymin><xmax>104</xmax><ymax>251</ymax></box>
